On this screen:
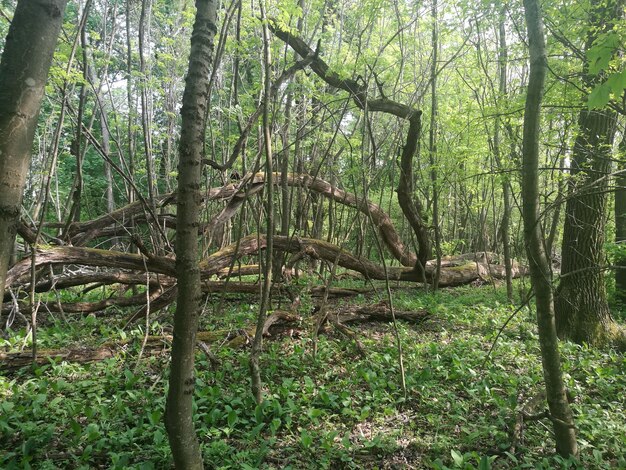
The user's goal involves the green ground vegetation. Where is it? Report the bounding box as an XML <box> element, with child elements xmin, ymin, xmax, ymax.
<box><xmin>1</xmin><ymin>282</ymin><xmax>625</xmax><ymax>469</ymax></box>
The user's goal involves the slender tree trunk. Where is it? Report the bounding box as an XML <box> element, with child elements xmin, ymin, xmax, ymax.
<box><xmin>615</xmin><ymin>136</ymin><xmax>626</xmax><ymax>302</ymax></box>
<box><xmin>521</xmin><ymin>0</ymin><xmax>578</xmax><ymax>457</ymax></box>
<box><xmin>250</xmin><ymin>0</ymin><xmax>274</xmax><ymax>404</ymax></box>
<box><xmin>495</xmin><ymin>6</ymin><xmax>514</xmax><ymax>302</ymax></box>
<box><xmin>126</xmin><ymin>0</ymin><xmax>136</xmax><ymax>206</ymax></box>
<box><xmin>429</xmin><ymin>0</ymin><xmax>441</xmax><ymax>290</ymax></box>
<box><xmin>546</xmin><ymin>155</ymin><xmax>566</xmax><ymax>259</ymax></box>
<box><xmin>139</xmin><ymin>0</ymin><xmax>156</xmax><ymax>204</ymax></box>
<box><xmin>66</xmin><ymin>1</ymin><xmax>93</xmax><ymax>226</ymax></box>
<box><xmin>0</xmin><ymin>0</ymin><xmax>68</xmax><ymax>304</ymax></box>
<box><xmin>165</xmin><ymin>1</ymin><xmax>217</xmax><ymax>468</ymax></box>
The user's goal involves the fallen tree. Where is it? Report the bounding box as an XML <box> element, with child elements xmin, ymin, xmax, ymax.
<box><xmin>0</xmin><ymin>316</ymin><xmax>299</xmax><ymax>371</ymax></box>
<box><xmin>1</xmin><ymin>301</ymin><xmax>430</xmax><ymax>371</ymax></box>
<box><xmin>1</xmin><ymin>234</ymin><xmax>527</xmax><ymax>324</ymax></box>
<box><xmin>5</xmin><ymin>234</ymin><xmax>525</xmax><ymax>292</ymax></box>
<box><xmin>33</xmin><ymin>172</ymin><xmax>417</xmax><ymax>267</ymax></box>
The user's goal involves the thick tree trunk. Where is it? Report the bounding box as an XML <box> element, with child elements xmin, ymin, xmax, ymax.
<box><xmin>521</xmin><ymin>0</ymin><xmax>578</xmax><ymax>457</ymax></box>
<box><xmin>555</xmin><ymin>0</ymin><xmax>626</xmax><ymax>348</ymax></box>
<box><xmin>555</xmin><ymin>109</ymin><xmax>617</xmax><ymax>345</ymax></box>
<box><xmin>0</xmin><ymin>0</ymin><xmax>68</xmax><ymax>305</ymax></box>
<box><xmin>165</xmin><ymin>1</ymin><xmax>217</xmax><ymax>468</ymax></box>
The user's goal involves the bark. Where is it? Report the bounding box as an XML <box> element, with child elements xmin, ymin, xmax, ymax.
<box><xmin>0</xmin><ymin>0</ymin><xmax>68</xmax><ymax>305</ymax></box>
<box><xmin>139</xmin><ymin>0</ymin><xmax>156</xmax><ymax>204</ymax></box>
<box><xmin>1</xmin><ymin>301</ymin><xmax>430</xmax><ymax>372</ymax></box>
<box><xmin>615</xmin><ymin>136</ymin><xmax>626</xmax><ymax>301</ymax></box>
<box><xmin>495</xmin><ymin>6</ymin><xmax>514</xmax><ymax>303</ymax></box>
<box><xmin>6</xmin><ymin>245</ymin><xmax>176</xmax><ymax>287</ymax></box>
<box><xmin>3</xmin><ymin>287</ymin><xmax>163</xmax><ymax>315</ymax></box>
<box><xmin>555</xmin><ymin>109</ymin><xmax>617</xmax><ymax>344</ymax></box>
<box><xmin>428</xmin><ymin>0</ymin><xmax>442</xmax><ymax>289</ymax></box>
<box><xmin>165</xmin><ymin>1</ymin><xmax>216</xmax><ymax>468</ymax></box>
<box><xmin>228</xmin><ymin>173</ymin><xmax>416</xmax><ymax>266</ymax></box>
<box><xmin>555</xmin><ymin>0</ymin><xmax>626</xmax><ymax>348</ymax></box>
<box><xmin>5</xmin><ymin>239</ymin><xmax>526</xmax><ymax>296</ymax></box>
<box><xmin>250</xmin><ymin>1</ymin><xmax>274</xmax><ymax>404</ymax></box>
<box><xmin>521</xmin><ymin>0</ymin><xmax>578</xmax><ymax>457</ymax></box>
<box><xmin>330</xmin><ymin>302</ymin><xmax>429</xmax><ymax>325</ymax></box>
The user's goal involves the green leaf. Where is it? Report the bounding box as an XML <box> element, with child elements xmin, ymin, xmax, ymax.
<box><xmin>148</xmin><ymin>410</ymin><xmax>161</xmax><ymax>426</ymax></box>
<box><xmin>255</xmin><ymin>404</ymin><xmax>264</xmax><ymax>423</ymax></box>
<box><xmin>478</xmin><ymin>455</ymin><xmax>491</xmax><ymax>470</ymax></box>
<box><xmin>451</xmin><ymin>449</ymin><xmax>463</xmax><ymax>466</ymax></box>
<box><xmin>588</xmin><ymin>82</ymin><xmax>612</xmax><ymax>109</ymax></box>
<box><xmin>300</xmin><ymin>429</ymin><xmax>313</xmax><ymax>448</ymax></box>
<box><xmin>606</xmin><ymin>69</ymin><xmax>626</xmax><ymax>96</ymax></box>
<box><xmin>587</xmin><ymin>31</ymin><xmax>619</xmax><ymax>75</ymax></box>
<box><xmin>227</xmin><ymin>409</ymin><xmax>238</xmax><ymax>428</ymax></box>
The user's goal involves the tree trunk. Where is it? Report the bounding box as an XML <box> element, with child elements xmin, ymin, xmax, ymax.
<box><xmin>250</xmin><ymin>0</ymin><xmax>274</xmax><ymax>405</ymax></box>
<box><xmin>521</xmin><ymin>0</ymin><xmax>578</xmax><ymax>457</ymax></box>
<box><xmin>0</xmin><ymin>0</ymin><xmax>68</xmax><ymax>305</ymax></box>
<box><xmin>139</xmin><ymin>0</ymin><xmax>156</xmax><ymax>204</ymax></box>
<box><xmin>165</xmin><ymin>1</ymin><xmax>217</xmax><ymax>468</ymax></box>
<box><xmin>554</xmin><ymin>0</ymin><xmax>626</xmax><ymax>348</ymax></box>
<box><xmin>428</xmin><ymin>0</ymin><xmax>442</xmax><ymax>290</ymax></box>
<box><xmin>555</xmin><ymin>109</ymin><xmax>616</xmax><ymax>345</ymax></box>
<box><xmin>495</xmin><ymin>5</ymin><xmax>514</xmax><ymax>303</ymax></box>
<box><xmin>270</xmin><ymin>25</ymin><xmax>431</xmax><ymax>269</ymax></box>
<box><xmin>615</xmin><ymin>136</ymin><xmax>626</xmax><ymax>302</ymax></box>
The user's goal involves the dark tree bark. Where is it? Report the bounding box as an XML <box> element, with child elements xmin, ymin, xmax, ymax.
<box><xmin>555</xmin><ymin>109</ymin><xmax>617</xmax><ymax>344</ymax></box>
<box><xmin>553</xmin><ymin>0</ymin><xmax>624</xmax><ymax>347</ymax></box>
<box><xmin>521</xmin><ymin>0</ymin><xmax>578</xmax><ymax>457</ymax></box>
<box><xmin>0</xmin><ymin>0</ymin><xmax>68</xmax><ymax>304</ymax></box>
<box><xmin>165</xmin><ymin>1</ymin><xmax>217</xmax><ymax>468</ymax></box>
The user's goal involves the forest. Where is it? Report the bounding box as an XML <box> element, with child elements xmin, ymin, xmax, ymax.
<box><xmin>0</xmin><ymin>0</ymin><xmax>625</xmax><ymax>468</ymax></box>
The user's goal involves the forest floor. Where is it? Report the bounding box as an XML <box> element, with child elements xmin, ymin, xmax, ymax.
<box><xmin>0</xmin><ymin>279</ymin><xmax>625</xmax><ymax>469</ymax></box>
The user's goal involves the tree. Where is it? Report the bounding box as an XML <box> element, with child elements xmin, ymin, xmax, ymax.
<box><xmin>554</xmin><ymin>0</ymin><xmax>626</xmax><ymax>348</ymax></box>
<box><xmin>615</xmin><ymin>136</ymin><xmax>626</xmax><ymax>302</ymax></box>
<box><xmin>521</xmin><ymin>0</ymin><xmax>578</xmax><ymax>457</ymax></box>
<box><xmin>165</xmin><ymin>0</ymin><xmax>217</xmax><ymax>468</ymax></box>
<box><xmin>0</xmin><ymin>0</ymin><xmax>68</xmax><ymax>304</ymax></box>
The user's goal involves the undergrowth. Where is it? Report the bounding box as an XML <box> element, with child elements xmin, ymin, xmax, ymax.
<box><xmin>1</xmin><ymin>282</ymin><xmax>625</xmax><ymax>469</ymax></box>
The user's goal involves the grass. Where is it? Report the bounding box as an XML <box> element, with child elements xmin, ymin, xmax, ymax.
<box><xmin>1</xmin><ymin>281</ymin><xmax>625</xmax><ymax>469</ymax></box>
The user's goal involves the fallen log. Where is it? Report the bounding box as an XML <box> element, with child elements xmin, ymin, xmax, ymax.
<box><xmin>5</xmin><ymin>235</ymin><xmax>527</xmax><ymax>298</ymax></box>
<box><xmin>23</xmin><ymin>172</ymin><xmax>415</xmax><ymax>267</ymax></box>
<box><xmin>4</xmin><ymin>271</ymin><xmax>170</xmax><ymax>302</ymax></box>
<box><xmin>215</xmin><ymin>173</ymin><xmax>417</xmax><ymax>267</ymax></box>
<box><xmin>0</xmin><ymin>314</ymin><xmax>300</xmax><ymax>371</ymax></box>
<box><xmin>331</xmin><ymin>302</ymin><xmax>430</xmax><ymax>325</ymax></box>
<box><xmin>2</xmin><ymin>287</ymin><xmax>163</xmax><ymax>315</ymax></box>
<box><xmin>216</xmin><ymin>264</ymin><xmax>260</xmax><ymax>279</ymax></box>
<box><xmin>1</xmin><ymin>300</ymin><xmax>431</xmax><ymax>371</ymax></box>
